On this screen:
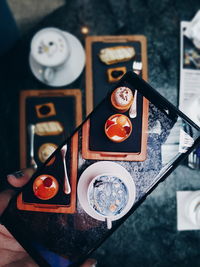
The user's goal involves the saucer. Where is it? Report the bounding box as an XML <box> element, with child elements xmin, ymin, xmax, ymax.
<box><xmin>29</xmin><ymin>31</ymin><xmax>85</xmax><ymax>87</ymax></box>
<box><xmin>77</xmin><ymin>161</ymin><xmax>136</xmax><ymax>223</ymax></box>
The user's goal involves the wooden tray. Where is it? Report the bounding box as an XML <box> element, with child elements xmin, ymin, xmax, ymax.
<box><xmin>85</xmin><ymin>35</ymin><xmax>148</xmax><ymax>115</ymax></box>
<box><xmin>17</xmin><ymin>131</ymin><xmax>79</xmax><ymax>213</ymax></box>
<box><xmin>20</xmin><ymin>89</ymin><xmax>82</xmax><ymax>169</ymax></box>
<box><xmin>82</xmin><ymin>97</ymin><xmax>149</xmax><ymax>161</ymax></box>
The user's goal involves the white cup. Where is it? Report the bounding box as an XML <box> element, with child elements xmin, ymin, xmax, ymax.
<box><xmin>186</xmin><ymin>193</ymin><xmax>200</xmax><ymax>226</ymax></box>
<box><xmin>30</xmin><ymin>27</ymin><xmax>70</xmax><ymax>83</ymax></box>
<box><xmin>191</xmin><ymin>22</ymin><xmax>200</xmax><ymax>49</ymax></box>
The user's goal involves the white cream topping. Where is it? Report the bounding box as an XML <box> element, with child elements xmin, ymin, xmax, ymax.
<box><xmin>110</xmin><ymin>116</ymin><xmax>130</xmax><ymax>127</ymax></box>
<box><xmin>114</xmin><ymin>87</ymin><xmax>133</xmax><ymax>107</ymax></box>
<box><xmin>111</xmin><ymin>135</ymin><xmax>123</xmax><ymax>141</ymax></box>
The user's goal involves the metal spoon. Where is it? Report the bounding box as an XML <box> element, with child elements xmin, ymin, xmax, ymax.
<box><xmin>28</xmin><ymin>124</ymin><xmax>37</xmax><ymax>169</ymax></box>
<box><xmin>129</xmin><ymin>90</ymin><xmax>138</xmax><ymax>118</ymax></box>
<box><xmin>61</xmin><ymin>144</ymin><xmax>71</xmax><ymax>194</ymax></box>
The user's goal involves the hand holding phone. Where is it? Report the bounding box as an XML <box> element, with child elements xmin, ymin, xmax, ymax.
<box><xmin>1</xmin><ymin>72</ymin><xmax>200</xmax><ymax>267</ymax></box>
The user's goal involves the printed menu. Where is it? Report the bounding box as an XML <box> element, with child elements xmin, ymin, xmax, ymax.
<box><xmin>180</xmin><ymin>12</ymin><xmax>200</xmax><ymax>169</ymax></box>
<box><xmin>180</xmin><ymin>17</ymin><xmax>200</xmax><ymax>127</ymax></box>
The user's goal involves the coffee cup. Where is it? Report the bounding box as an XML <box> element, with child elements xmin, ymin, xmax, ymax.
<box><xmin>184</xmin><ymin>11</ymin><xmax>200</xmax><ymax>49</ymax></box>
<box><xmin>191</xmin><ymin>22</ymin><xmax>200</xmax><ymax>49</ymax></box>
<box><xmin>30</xmin><ymin>27</ymin><xmax>70</xmax><ymax>83</ymax></box>
<box><xmin>186</xmin><ymin>192</ymin><xmax>200</xmax><ymax>226</ymax></box>
<box><xmin>87</xmin><ymin>173</ymin><xmax>129</xmax><ymax>229</ymax></box>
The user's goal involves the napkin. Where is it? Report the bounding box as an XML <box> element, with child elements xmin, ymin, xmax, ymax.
<box><xmin>177</xmin><ymin>191</ymin><xmax>200</xmax><ymax>231</ymax></box>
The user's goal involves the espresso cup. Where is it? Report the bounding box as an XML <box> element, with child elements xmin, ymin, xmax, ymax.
<box><xmin>187</xmin><ymin>18</ymin><xmax>200</xmax><ymax>49</ymax></box>
<box><xmin>30</xmin><ymin>27</ymin><xmax>70</xmax><ymax>83</ymax></box>
<box><xmin>185</xmin><ymin>192</ymin><xmax>200</xmax><ymax>227</ymax></box>
<box><xmin>87</xmin><ymin>173</ymin><xmax>129</xmax><ymax>229</ymax></box>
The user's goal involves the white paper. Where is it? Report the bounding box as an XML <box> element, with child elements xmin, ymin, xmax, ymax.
<box><xmin>179</xmin><ymin>21</ymin><xmax>200</xmax><ymax>127</ymax></box>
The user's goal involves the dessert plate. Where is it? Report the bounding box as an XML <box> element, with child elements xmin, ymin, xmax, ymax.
<box><xmin>29</xmin><ymin>31</ymin><xmax>85</xmax><ymax>87</ymax></box>
<box><xmin>77</xmin><ymin>161</ymin><xmax>136</xmax><ymax>223</ymax></box>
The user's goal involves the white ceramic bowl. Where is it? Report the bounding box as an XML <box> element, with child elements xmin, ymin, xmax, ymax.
<box><xmin>77</xmin><ymin>161</ymin><xmax>136</xmax><ymax>229</ymax></box>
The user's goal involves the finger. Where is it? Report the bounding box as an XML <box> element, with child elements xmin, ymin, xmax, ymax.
<box><xmin>7</xmin><ymin>168</ymin><xmax>35</xmax><ymax>188</ymax></box>
<box><xmin>0</xmin><ymin>223</ymin><xmax>14</xmax><ymax>238</ymax></box>
<box><xmin>0</xmin><ymin>249</ymin><xmax>26</xmax><ymax>267</ymax></box>
<box><xmin>80</xmin><ymin>258</ymin><xmax>97</xmax><ymax>267</ymax></box>
<box><xmin>0</xmin><ymin>225</ymin><xmax>25</xmax><ymax>252</ymax></box>
<box><xmin>2</xmin><ymin>254</ymin><xmax>38</xmax><ymax>267</ymax></box>
<box><xmin>0</xmin><ymin>189</ymin><xmax>16</xmax><ymax>216</ymax></box>
<box><xmin>0</xmin><ymin>168</ymin><xmax>35</xmax><ymax>216</ymax></box>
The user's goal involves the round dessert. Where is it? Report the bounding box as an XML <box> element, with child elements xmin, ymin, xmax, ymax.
<box><xmin>105</xmin><ymin>114</ymin><xmax>132</xmax><ymax>143</ymax></box>
<box><xmin>33</xmin><ymin>174</ymin><xmax>59</xmax><ymax>200</ymax></box>
<box><xmin>38</xmin><ymin>143</ymin><xmax>58</xmax><ymax>163</ymax></box>
<box><xmin>111</xmin><ymin>87</ymin><xmax>133</xmax><ymax>113</ymax></box>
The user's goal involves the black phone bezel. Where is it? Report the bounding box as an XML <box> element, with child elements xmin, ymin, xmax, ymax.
<box><xmin>1</xmin><ymin>71</ymin><xmax>200</xmax><ymax>267</ymax></box>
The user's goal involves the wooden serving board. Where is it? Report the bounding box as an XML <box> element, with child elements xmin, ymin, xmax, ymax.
<box><xmin>82</xmin><ymin>98</ymin><xmax>149</xmax><ymax>162</ymax></box>
<box><xmin>19</xmin><ymin>89</ymin><xmax>82</xmax><ymax>169</ymax></box>
<box><xmin>85</xmin><ymin>35</ymin><xmax>148</xmax><ymax>115</ymax></box>
<box><xmin>17</xmin><ymin>131</ymin><xmax>79</xmax><ymax>213</ymax></box>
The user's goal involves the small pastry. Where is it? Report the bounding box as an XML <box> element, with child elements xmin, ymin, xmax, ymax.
<box><xmin>35</xmin><ymin>121</ymin><xmax>63</xmax><ymax>136</ymax></box>
<box><xmin>99</xmin><ymin>46</ymin><xmax>135</xmax><ymax>65</ymax></box>
<box><xmin>107</xmin><ymin>67</ymin><xmax>127</xmax><ymax>83</ymax></box>
<box><xmin>35</xmin><ymin>102</ymin><xmax>56</xmax><ymax>118</ymax></box>
<box><xmin>111</xmin><ymin>87</ymin><xmax>133</xmax><ymax>113</ymax></box>
<box><xmin>33</xmin><ymin>174</ymin><xmax>59</xmax><ymax>200</ymax></box>
<box><xmin>105</xmin><ymin>114</ymin><xmax>132</xmax><ymax>143</ymax></box>
<box><xmin>38</xmin><ymin>143</ymin><xmax>58</xmax><ymax>163</ymax></box>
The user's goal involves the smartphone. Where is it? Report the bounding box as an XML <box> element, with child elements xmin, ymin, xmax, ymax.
<box><xmin>1</xmin><ymin>72</ymin><xmax>200</xmax><ymax>267</ymax></box>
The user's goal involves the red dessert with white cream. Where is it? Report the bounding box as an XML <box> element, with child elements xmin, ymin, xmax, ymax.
<box><xmin>105</xmin><ymin>114</ymin><xmax>132</xmax><ymax>143</ymax></box>
<box><xmin>33</xmin><ymin>174</ymin><xmax>59</xmax><ymax>200</ymax></box>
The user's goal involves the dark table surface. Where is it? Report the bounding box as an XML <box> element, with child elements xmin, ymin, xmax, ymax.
<box><xmin>0</xmin><ymin>0</ymin><xmax>200</xmax><ymax>266</ymax></box>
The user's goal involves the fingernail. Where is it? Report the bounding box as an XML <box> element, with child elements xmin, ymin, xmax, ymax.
<box><xmin>8</xmin><ymin>170</ymin><xmax>24</xmax><ymax>179</ymax></box>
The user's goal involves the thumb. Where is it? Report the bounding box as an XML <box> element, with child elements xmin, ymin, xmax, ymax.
<box><xmin>7</xmin><ymin>168</ymin><xmax>35</xmax><ymax>188</ymax></box>
<box><xmin>0</xmin><ymin>168</ymin><xmax>35</xmax><ymax>216</ymax></box>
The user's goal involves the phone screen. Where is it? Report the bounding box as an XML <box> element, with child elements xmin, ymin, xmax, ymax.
<box><xmin>2</xmin><ymin>72</ymin><xmax>200</xmax><ymax>267</ymax></box>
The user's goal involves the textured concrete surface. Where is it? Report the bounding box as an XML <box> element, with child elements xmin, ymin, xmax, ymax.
<box><xmin>7</xmin><ymin>0</ymin><xmax>65</xmax><ymax>33</ymax></box>
<box><xmin>94</xmin><ymin>165</ymin><xmax>200</xmax><ymax>267</ymax></box>
<box><xmin>0</xmin><ymin>1</ymin><xmax>200</xmax><ymax>266</ymax></box>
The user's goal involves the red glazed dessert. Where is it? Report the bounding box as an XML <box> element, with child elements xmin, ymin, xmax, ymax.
<box><xmin>105</xmin><ymin>114</ymin><xmax>132</xmax><ymax>143</ymax></box>
<box><xmin>33</xmin><ymin>174</ymin><xmax>59</xmax><ymax>200</ymax></box>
